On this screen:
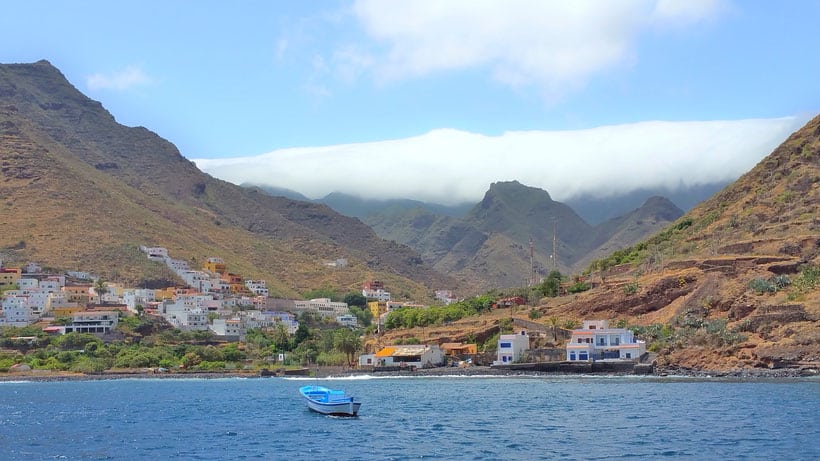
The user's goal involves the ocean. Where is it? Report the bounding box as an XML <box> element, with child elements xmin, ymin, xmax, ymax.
<box><xmin>1</xmin><ymin>375</ymin><xmax>818</xmax><ymax>460</ymax></box>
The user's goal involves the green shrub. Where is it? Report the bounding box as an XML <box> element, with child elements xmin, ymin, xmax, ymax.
<box><xmin>567</xmin><ymin>281</ymin><xmax>590</xmax><ymax>294</ymax></box>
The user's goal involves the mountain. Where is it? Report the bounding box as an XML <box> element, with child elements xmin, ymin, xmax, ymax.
<box><xmin>0</xmin><ymin>60</ymin><xmax>458</xmax><ymax>299</ymax></box>
<box><xmin>246</xmin><ymin>186</ymin><xmax>472</xmax><ymax>220</ymax></box>
<box><xmin>546</xmin><ymin>114</ymin><xmax>820</xmax><ymax>371</ymax></box>
<box><xmin>374</xmin><ymin>115</ymin><xmax>818</xmax><ymax>373</ymax></box>
<box><xmin>364</xmin><ymin>180</ymin><xmax>684</xmax><ymax>290</ymax></box>
<box><xmin>579</xmin><ymin>196</ymin><xmax>684</xmax><ymax>269</ymax></box>
<box><xmin>317</xmin><ymin>192</ymin><xmax>472</xmax><ymax>219</ymax></box>
<box><xmin>565</xmin><ymin>183</ymin><xmax>726</xmax><ymax>225</ymax></box>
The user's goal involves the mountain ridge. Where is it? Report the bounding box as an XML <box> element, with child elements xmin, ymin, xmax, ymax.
<box><xmin>0</xmin><ymin>60</ymin><xmax>458</xmax><ymax>299</ymax></box>
<box><xmin>362</xmin><ymin>180</ymin><xmax>684</xmax><ymax>289</ymax></box>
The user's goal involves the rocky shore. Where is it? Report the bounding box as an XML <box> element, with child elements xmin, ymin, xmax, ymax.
<box><xmin>2</xmin><ymin>364</ymin><xmax>816</xmax><ymax>383</ymax></box>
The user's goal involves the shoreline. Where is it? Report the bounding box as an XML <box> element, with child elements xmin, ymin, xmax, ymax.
<box><xmin>1</xmin><ymin>364</ymin><xmax>816</xmax><ymax>383</ymax></box>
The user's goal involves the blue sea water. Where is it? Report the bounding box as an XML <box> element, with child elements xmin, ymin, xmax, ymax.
<box><xmin>1</xmin><ymin>375</ymin><xmax>818</xmax><ymax>460</ymax></box>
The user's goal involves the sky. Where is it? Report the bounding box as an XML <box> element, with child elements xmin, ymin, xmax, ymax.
<box><xmin>2</xmin><ymin>1</ymin><xmax>819</xmax><ymax>205</ymax></box>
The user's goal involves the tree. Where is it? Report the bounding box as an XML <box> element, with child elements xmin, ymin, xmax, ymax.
<box><xmin>94</xmin><ymin>278</ymin><xmax>109</xmax><ymax>303</ymax></box>
<box><xmin>548</xmin><ymin>317</ymin><xmax>560</xmax><ymax>342</ymax></box>
<box><xmin>293</xmin><ymin>323</ymin><xmax>310</xmax><ymax>347</ymax></box>
<box><xmin>272</xmin><ymin>323</ymin><xmax>291</xmax><ymax>351</ymax></box>
<box><xmin>333</xmin><ymin>328</ymin><xmax>361</xmax><ymax>367</ymax></box>
<box><xmin>539</xmin><ymin>270</ymin><xmax>562</xmax><ymax>297</ymax></box>
<box><xmin>343</xmin><ymin>292</ymin><xmax>367</xmax><ymax>308</ymax></box>
<box><xmin>348</xmin><ymin>306</ymin><xmax>372</xmax><ymax>327</ymax></box>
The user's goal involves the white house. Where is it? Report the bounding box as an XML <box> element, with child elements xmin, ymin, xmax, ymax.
<box><xmin>336</xmin><ymin>314</ymin><xmax>358</xmax><ymax>327</ymax></box>
<box><xmin>245</xmin><ymin>280</ymin><xmax>269</xmax><ymax>297</ymax></box>
<box><xmin>0</xmin><ymin>296</ymin><xmax>32</xmax><ymax>326</ymax></box>
<box><xmin>565</xmin><ymin>320</ymin><xmax>646</xmax><ymax>362</ymax></box>
<box><xmin>374</xmin><ymin>344</ymin><xmax>445</xmax><ymax>369</ymax></box>
<box><xmin>210</xmin><ymin>318</ymin><xmax>243</xmax><ymax>339</ymax></box>
<box><xmin>494</xmin><ymin>330</ymin><xmax>530</xmax><ymax>365</ymax></box>
<box><xmin>363</xmin><ymin>288</ymin><xmax>391</xmax><ymax>302</ymax></box>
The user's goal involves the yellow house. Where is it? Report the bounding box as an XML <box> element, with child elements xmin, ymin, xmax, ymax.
<box><xmin>0</xmin><ymin>267</ymin><xmax>21</xmax><ymax>289</ymax></box>
<box><xmin>62</xmin><ymin>284</ymin><xmax>92</xmax><ymax>305</ymax></box>
<box><xmin>53</xmin><ymin>305</ymin><xmax>84</xmax><ymax>317</ymax></box>
<box><xmin>204</xmin><ymin>257</ymin><xmax>227</xmax><ymax>275</ymax></box>
<box><xmin>368</xmin><ymin>300</ymin><xmax>387</xmax><ymax>319</ymax></box>
<box><xmin>154</xmin><ymin>287</ymin><xmax>176</xmax><ymax>300</ymax></box>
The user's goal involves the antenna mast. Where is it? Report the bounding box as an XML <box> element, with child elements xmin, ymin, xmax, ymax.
<box><xmin>529</xmin><ymin>235</ymin><xmax>534</xmax><ymax>286</ymax></box>
<box><xmin>552</xmin><ymin>218</ymin><xmax>557</xmax><ymax>272</ymax></box>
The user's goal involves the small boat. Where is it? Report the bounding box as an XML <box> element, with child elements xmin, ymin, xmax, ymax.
<box><xmin>299</xmin><ymin>385</ymin><xmax>361</xmax><ymax>416</ymax></box>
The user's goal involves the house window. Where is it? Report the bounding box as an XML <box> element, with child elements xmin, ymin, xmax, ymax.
<box><xmin>570</xmin><ymin>351</ymin><xmax>576</xmax><ymax>360</ymax></box>
<box><xmin>500</xmin><ymin>342</ymin><xmax>511</xmax><ymax>349</ymax></box>
<box><xmin>625</xmin><ymin>353</ymin><xmax>631</xmax><ymax>359</ymax></box>
<box><xmin>579</xmin><ymin>352</ymin><xmax>588</xmax><ymax>361</ymax></box>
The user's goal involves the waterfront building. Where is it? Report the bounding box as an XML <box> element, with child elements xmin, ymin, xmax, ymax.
<box><xmin>565</xmin><ymin>320</ymin><xmax>646</xmax><ymax>362</ymax></box>
<box><xmin>494</xmin><ymin>331</ymin><xmax>530</xmax><ymax>365</ymax></box>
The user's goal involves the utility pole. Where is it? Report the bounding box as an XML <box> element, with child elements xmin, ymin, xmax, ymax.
<box><xmin>529</xmin><ymin>235</ymin><xmax>535</xmax><ymax>286</ymax></box>
<box><xmin>552</xmin><ymin>218</ymin><xmax>557</xmax><ymax>272</ymax></box>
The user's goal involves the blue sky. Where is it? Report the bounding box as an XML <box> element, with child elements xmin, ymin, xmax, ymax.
<box><xmin>2</xmin><ymin>1</ymin><xmax>819</xmax><ymax>204</ymax></box>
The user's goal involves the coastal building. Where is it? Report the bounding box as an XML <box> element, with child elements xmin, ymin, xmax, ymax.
<box><xmin>565</xmin><ymin>320</ymin><xmax>646</xmax><ymax>362</ymax></box>
<box><xmin>0</xmin><ymin>295</ymin><xmax>32</xmax><ymax>326</ymax></box>
<box><xmin>210</xmin><ymin>318</ymin><xmax>243</xmax><ymax>340</ymax></box>
<box><xmin>494</xmin><ymin>331</ymin><xmax>530</xmax><ymax>365</ymax></box>
<box><xmin>374</xmin><ymin>344</ymin><xmax>445</xmax><ymax>369</ymax></box>
<box><xmin>63</xmin><ymin>310</ymin><xmax>119</xmax><ymax>334</ymax></box>
<box><xmin>440</xmin><ymin>342</ymin><xmax>478</xmax><ymax>358</ymax></box>
<box><xmin>293</xmin><ymin>298</ymin><xmax>349</xmax><ymax>318</ymax></box>
<box><xmin>336</xmin><ymin>313</ymin><xmax>358</xmax><ymax>327</ymax></box>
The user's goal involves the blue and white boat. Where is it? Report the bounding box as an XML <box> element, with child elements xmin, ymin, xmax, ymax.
<box><xmin>299</xmin><ymin>385</ymin><xmax>362</xmax><ymax>416</ymax></box>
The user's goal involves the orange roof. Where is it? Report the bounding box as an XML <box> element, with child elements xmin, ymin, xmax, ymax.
<box><xmin>375</xmin><ymin>347</ymin><xmax>395</xmax><ymax>357</ymax></box>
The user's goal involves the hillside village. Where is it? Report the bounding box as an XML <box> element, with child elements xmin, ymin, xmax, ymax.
<box><xmin>0</xmin><ymin>245</ymin><xmax>455</xmax><ymax>338</ymax></box>
<box><xmin>1</xmin><ymin>244</ymin><xmax>654</xmax><ymax>376</ymax></box>
<box><xmin>0</xmin><ymin>245</ymin><xmax>485</xmax><ymax>373</ymax></box>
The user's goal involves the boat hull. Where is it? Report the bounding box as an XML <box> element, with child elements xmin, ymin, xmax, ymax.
<box><xmin>305</xmin><ymin>398</ymin><xmax>362</xmax><ymax>416</ymax></box>
<box><xmin>299</xmin><ymin>385</ymin><xmax>361</xmax><ymax>417</ymax></box>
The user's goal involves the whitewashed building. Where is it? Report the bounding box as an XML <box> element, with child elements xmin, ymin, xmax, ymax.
<box><xmin>494</xmin><ymin>331</ymin><xmax>530</xmax><ymax>365</ymax></box>
<box><xmin>245</xmin><ymin>280</ymin><xmax>269</xmax><ymax>297</ymax></box>
<box><xmin>0</xmin><ymin>296</ymin><xmax>32</xmax><ymax>326</ymax></box>
<box><xmin>374</xmin><ymin>344</ymin><xmax>445</xmax><ymax>369</ymax></box>
<box><xmin>363</xmin><ymin>288</ymin><xmax>391</xmax><ymax>302</ymax></box>
<box><xmin>336</xmin><ymin>314</ymin><xmax>358</xmax><ymax>327</ymax></box>
<box><xmin>565</xmin><ymin>320</ymin><xmax>646</xmax><ymax>362</ymax></box>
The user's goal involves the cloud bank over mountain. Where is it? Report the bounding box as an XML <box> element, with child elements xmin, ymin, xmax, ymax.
<box><xmin>193</xmin><ymin>116</ymin><xmax>806</xmax><ymax>205</ymax></box>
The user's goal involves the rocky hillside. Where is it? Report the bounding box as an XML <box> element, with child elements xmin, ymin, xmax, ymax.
<box><xmin>365</xmin><ymin>181</ymin><xmax>683</xmax><ymax>290</ymax></box>
<box><xmin>377</xmin><ymin>115</ymin><xmax>819</xmax><ymax>374</ymax></box>
<box><xmin>0</xmin><ymin>60</ymin><xmax>457</xmax><ymax>299</ymax></box>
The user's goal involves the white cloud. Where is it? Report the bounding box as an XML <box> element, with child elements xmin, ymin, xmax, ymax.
<box><xmin>342</xmin><ymin>0</ymin><xmax>727</xmax><ymax>96</ymax></box>
<box><xmin>86</xmin><ymin>65</ymin><xmax>152</xmax><ymax>91</ymax></box>
<box><xmin>192</xmin><ymin>116</ymin><xmax>805</xmax><ymax>205</ymax></box>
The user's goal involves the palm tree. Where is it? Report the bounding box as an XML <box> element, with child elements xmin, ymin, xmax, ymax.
<box><xmin>333</xmin><ymin>328</ymin><xmax>362</xmax><ymax>367</ymax></box>
<box><xmin>548</xmin><ymin>316</ymin><xmax>560</xmax><ymax>342</ymax></box>
<box><xmin>94</xmin><ymin>278</ymin><xmax>108</xmax><ymax>304</ymax></box>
